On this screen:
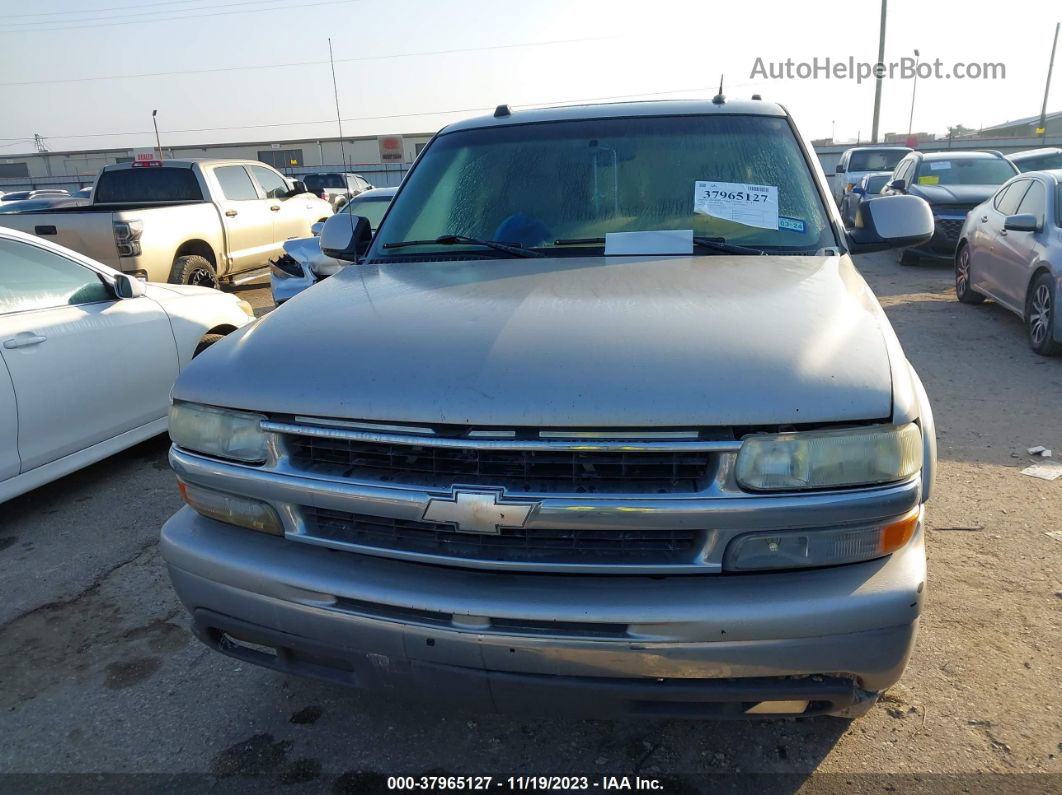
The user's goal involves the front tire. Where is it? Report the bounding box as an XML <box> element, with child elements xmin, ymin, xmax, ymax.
<box><xmin>899</xmin><ymin>249</ymin><xmax>920</xmax><ymax>267</ymax></box>
<box><xmin>193</xmin><ymin>333</ymin><xmax>225</xmax><ymax>357</ymax></box>
<box><xmin>955</xmin><ymin>245</ymin><xmax>985</xmax><ymax>305</ymax></box>
<box><xmin>1025</xmin><ymin>272</ymin><xmax>1061</xmax><ymax>356</ymax></box>
<box><xmin>172</xmin><ymin>255</ymin><xmax>219</xmax><ymax>288</ymax></box>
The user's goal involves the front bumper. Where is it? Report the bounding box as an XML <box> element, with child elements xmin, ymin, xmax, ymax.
<box><xmin>909</xmin><ymin>212</ymin><xmax>969</xmax><ymax>260</ymax></box>
<box><xmin>162</xmin><ymin>507</ymin><xmax>926</xmax><ymax>718</ymax></box>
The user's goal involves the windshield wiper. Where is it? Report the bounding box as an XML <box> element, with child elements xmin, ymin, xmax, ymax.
<box><xmin>554</xmin><ymin>235</ymin><xmax>772</xmax><ymax>255</ymax></box>
<box><xmin>383</xmin><ymin>234</ymin><xmax>544</xmax><ymax>258</ymax></box>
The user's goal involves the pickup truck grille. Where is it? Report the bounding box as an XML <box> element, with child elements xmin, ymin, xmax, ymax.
<box><xmin>934</xmin><ymin>218</ymin><xmax>965</xmax><ymax>242</ymax></box>
<box><xmin>302</xmin><ymin>506</ymin><xmax>700</xmax><ymax>565</ymax></box>
<box><xmin>284</xmin><ymin>435</ymin><xmax>714</xmax><ymax>493</ymax></box>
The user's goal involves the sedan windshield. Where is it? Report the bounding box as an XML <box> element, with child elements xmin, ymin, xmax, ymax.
<box><xmin>373</xmin><ymin>114</ymin><xmax>836</xmax><ymax>258</ymax></box>
<box><xmin>915</xmin><ymin>158</ymin><xmax>1017</xmax><ymax>186</ymax></box>
<box><xmin>849</xmin><ymin>149</ymin><xmax>907</xmax><ymax>171</ymax></box>
<box><xmin>342</xmin><ymin>195</ymin><xmax>391</xmax><ymax>229</ymax></box>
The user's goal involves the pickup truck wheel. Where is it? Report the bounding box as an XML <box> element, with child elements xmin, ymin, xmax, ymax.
<box><xmin>173</xmin><ymin>255</ymin><xmax>219</xmax><ymax>288</ymax></box>
<box><xmin>193</xmin><ymin>333</ymin><xmax>225</xmax><ymax>357</ymax></box>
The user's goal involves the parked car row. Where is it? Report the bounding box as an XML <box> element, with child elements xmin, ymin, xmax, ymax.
<box><xmin>833</xmin><ymin>142</ymin><xmax>1059</xmax><ymax>357</ymax></box>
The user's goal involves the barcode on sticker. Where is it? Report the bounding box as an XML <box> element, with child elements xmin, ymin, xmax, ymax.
<box><xmin>749</xmin><ymin>185</ymin><xmax>769</xmax><ymax>193</ymax></box>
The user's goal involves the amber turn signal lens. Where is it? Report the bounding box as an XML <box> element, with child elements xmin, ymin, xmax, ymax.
<box><xmin>880</xmin><ymin>507</ymin><xmax>921</xmax><ymax>554</ymax></box>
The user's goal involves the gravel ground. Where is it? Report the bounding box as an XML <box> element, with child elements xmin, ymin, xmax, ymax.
<box><xmin>0</xmin><ymin>257</ymin><xmax>1059</xmax><ymax>794</ymax></box>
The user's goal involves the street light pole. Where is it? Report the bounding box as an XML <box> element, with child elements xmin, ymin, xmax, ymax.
<box><xmin>328</xmin><ymin>37</ymin><xmax>348</xmax><ymax>170</ymax></box>
<box><xmin>907</xmin><ymin>48</ymin><xmax>920</xmax><ymax>136</ymax></box>
<box><xmin>871</xmin><ymin>0</ymin><xmax>888</xmax><ymax>143</ymax></box>
<box><xmin>151</xmin><ymin>109</ymin><xmax>162</xmax><ymax>159</ymax></box>
<box><xmin>1039</xmin><ymin>22</ymin><xmax>1059</xmax><ymax>142</ymax></box>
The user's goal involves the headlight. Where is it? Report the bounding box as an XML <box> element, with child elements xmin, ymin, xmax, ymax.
<box><xmin>735</xmin><ymin>423</ymin><xmax>922</xmax><ymax>491</ymax></box>
<box><xmin>169</xmin><ymin>401</ymin><xmax>268</xmax><ymax>463</ymax></box>
<box><xmin>723</xmin><ymin>507</ymin><xmax>920</xmax><ymax>572</ymax></box>
<box><xmin>236</xmin><ymin>299</ymin><xmax>256</xmax><ymax>318</ymax></box>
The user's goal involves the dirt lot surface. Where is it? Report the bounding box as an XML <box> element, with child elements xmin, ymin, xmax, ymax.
<box><xmin>0</xmin><ymin>257</ymin><xmax>1059</xmax><ymax>794</ymax></box>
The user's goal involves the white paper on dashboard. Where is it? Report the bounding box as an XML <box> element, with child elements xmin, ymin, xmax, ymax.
<box><xmin>929</xmin><ymin>161</ymin><xmax>951</xmax><ymax>171</ymax></box>
<box><xmin>604</xmin><ymin>229</ymin><xmax>694</xmax><ymax>255</ymax></box>
<box><xmin>693</xmin><ymin>181</ymin><xmax>779</xmax><ymax>230</ymax></box>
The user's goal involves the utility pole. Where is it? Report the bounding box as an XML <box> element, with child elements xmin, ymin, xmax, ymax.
<box><xmin>152</xmin><ymin>110</ymin><xmax>162</xmax><ymax>159</ymax></box>
<box><xmin>1038</xmin><ymin>22</ymin><xmax>1059</xmax><ymax>142</ymax></box>
<box><xmin>33</xmin><ymin>133</ymin><xmax>48</xmax><ymax>153</ymax></box>
<box><xmin>907</xmin><ymin>48</ymin><xmax>920</xmax><ymax>135</ymax></box>
<box><xmin>871</xmin><ymin>0</ymin><xmax>888</xmax><ymax>143</ymax></box>
<box><xmin>328</xmin><ymin>37</ymin><xmax>347</xmax><ymax>170</ymax></box>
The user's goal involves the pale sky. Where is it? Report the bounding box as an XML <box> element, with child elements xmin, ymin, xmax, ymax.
<box><xmin>0</xmin><ymin>0</ymin><xmax>1058</xmax><ymax>155</ymax></box>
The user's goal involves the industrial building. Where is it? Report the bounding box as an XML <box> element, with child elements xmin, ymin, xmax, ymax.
<box><xmin>0</xmin><ymin>132</ymin><xmax>435</xmax><ymax>191</ymax></box>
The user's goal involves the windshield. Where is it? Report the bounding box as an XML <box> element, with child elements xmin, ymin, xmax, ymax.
<box><xmin>0</xmin><ymin>199</ymin><xmax>59</xmax><ymax>213</ymax></box>
<box><xmin>866</xmin><ymin>174</ymin><xmax>890</xmax><ymax>193</ymax></box>
<box><xmin>849</xmin><ymin>149</ymin><xmax>908</xmax><ymax>171</ymax></box>
<box><xmin>343</xmin><ymin>194</ymin><xmax>392</xmax><ymax>229</ymax></box>
<box><xmin>305</xmin><ymin>173</ymin><xmax>345</xmax><ymax>189</ymax></box>
<box><xmin>372</xmin><ymin>114</ymin><xmax>836</xmax><ymax>258</ymax></box>
<box><xmin>915</xmin><ymin>157</ymin><xmax>1017</xmax><ymax>186</ymax></box>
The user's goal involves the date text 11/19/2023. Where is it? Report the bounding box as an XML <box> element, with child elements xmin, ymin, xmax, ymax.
<box><xmin>386</xmin><ymin>775</ymin><xmax>666</xmax><ymax>791</ymax></box>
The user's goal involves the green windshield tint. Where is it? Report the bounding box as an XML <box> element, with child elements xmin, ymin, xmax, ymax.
<box><xmin>373</xmin><ymin>115</ymin><xmax>835</xmax><ymax>256</ymax></box>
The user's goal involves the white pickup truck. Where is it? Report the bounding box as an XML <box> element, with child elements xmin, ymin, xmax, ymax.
<box><xmin>0</xmin><ymin>159</ymin><xmax>334</xmax><ymax>287</ymax></box>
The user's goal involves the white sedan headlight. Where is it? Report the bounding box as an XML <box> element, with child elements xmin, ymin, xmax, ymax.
<box><xmin>735</xmin><ymin>423</ymin><xmax>922</xmax><ymax>491</ymax></box>
<box><xmin>169</xmin><ymin>401</ymin><xmax>268</xmax><ymax>463</ymax></box>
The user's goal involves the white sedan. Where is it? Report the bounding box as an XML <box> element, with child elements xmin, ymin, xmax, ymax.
<box><xmin>0</xmin><ymin>227</ymin><xmax>256</xmax><ymax>503</ymax></box>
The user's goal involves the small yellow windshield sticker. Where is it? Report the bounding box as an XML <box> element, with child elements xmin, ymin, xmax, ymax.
<box><xmin>917</xmin><ymin>175</ymin><xmax>940</xmax><ymax>185</ymax></box>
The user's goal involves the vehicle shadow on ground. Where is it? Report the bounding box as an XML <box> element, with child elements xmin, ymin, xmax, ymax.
<box><xmin>0</xmin><ymin>434</ymin><xmax>171</xmax><ymax>525</ymax></box>
<box><xmin>254</xmin><ymin>678</ymin><xmax>852</xmax><ymax>793</ymax></box>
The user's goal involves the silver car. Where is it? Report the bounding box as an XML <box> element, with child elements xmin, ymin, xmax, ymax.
<box><xmin>955</xmin><ymin>169</ymin><xmax>1062</xmax><ymax>356</ymax></box>
<box><xmin>162</xmin><ymin>99</ymin><xmax>936</xmax><ymax>720</ymax></box>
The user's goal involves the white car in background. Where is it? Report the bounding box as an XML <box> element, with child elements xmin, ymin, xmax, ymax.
<box><xmin>0</xmin><ymin>227</ymin><xmax>256</xmax><ymax>503</ymax></box>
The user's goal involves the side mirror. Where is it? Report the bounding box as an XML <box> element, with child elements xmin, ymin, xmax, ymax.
<box><xmin>287</xmin><ymin>180</ymin><xmax>307</xmax><ymax>197</ymax></box>
<box><xmin>319</xmin><ymin>213</ymin><xmax>372</xmax><ymax>262</ymax></box>
<box><xmin>1003</xmin><ymin>213</ymin><xmax>1039</xmax><ymax>232</ymax></box>
<box><xmin>113</xmin><ymin>272</ymin><xmax>146</xmax><ymax>298</ymax></box>
<box><xmin>851</xmin><ymin>186</ymin><xmax>866</xmax><ymax>196</ymax></box>
<box><xmin>846</xmin><ymin>195</ymin><xmax>934</xmax><ymax>253</ymax></box>
<box><xmin>835</xmin><ymin>164</ymin><xmax>845</xmax><ymax>174</ymax></box>
<box><xmin>310</xmin><ymin>221</ymin><xmax>325</xmax><ymax>237</ymax></box>
<box><xmin>887</xmin><ymin>178</ymin><xmax>906</xmax><ymax>193</ymax></box>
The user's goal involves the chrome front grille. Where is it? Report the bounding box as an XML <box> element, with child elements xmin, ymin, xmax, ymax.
<box><xmin>285</xmin><ymin>435</ymin><xmax>714</xmax><ymax>493</ymax></box>
<box><xmin>303</xmin><ymin>506</ymin><xmax>700</xmax><ymax>565</ymax></box>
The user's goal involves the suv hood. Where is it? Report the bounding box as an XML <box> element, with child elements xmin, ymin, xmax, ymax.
<box><xmin>175</xmin><ymin>255</ymin><xmax>895</xmax><ymax>427</ymax></box>
<box><xmin>908</xmin><ymin>183</ymin><xmax>999</xmax><ymax>206</ymax></box>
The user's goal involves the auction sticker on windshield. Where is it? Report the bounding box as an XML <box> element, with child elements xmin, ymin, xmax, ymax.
<box><xmin>694</xmin><ymin>181</ymin><xmax>779</xmax><ymax>230</ymax></box>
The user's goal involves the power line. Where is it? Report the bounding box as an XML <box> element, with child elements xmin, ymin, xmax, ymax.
<box><xmin>9</xmin><ymin>84</ymin><xmax>752</xmax><ymax>147</ymax></box>
<box><xmin>4</xmin><ymin>0</ymin><xmax>219</xmax><ymax>19</ymax></box>
<box><xmin>0</xmin><ymin>35</ymin><xmax>618</xmax><ymax>87</ymax></box>
<box><xmin>0</xmin><ymin>0</ymin><xmax>361</xmax><ymax>33</ymax></box>
<box><xmin>0</xmin><ymin>0</ymin><xmax>301</xmax><ymax>28</ymax></box>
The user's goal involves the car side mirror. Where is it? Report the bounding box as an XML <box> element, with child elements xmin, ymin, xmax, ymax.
<box><xmin>835</xmin><ymin>164</ymin><xmax>845</xmax><ymax>174</ymax></box>
<box><xmin>851</xmin><ymin>186</ymin><xmax>866</xmax><ymax>196</ymax></box>
<box><xmin>846</xmin><ymin>195</ymin><xmax>934</xmax><ymax>253</ymax></box>
<box><xmin>286</xmin><ymin>180</ymin><xmax>307</xmax><ymax>197</ymax></box>
<box><xmin>310</xmin><ymin>221</ymin><xmax>325</xmax><ymax>237</ymax></box>
<box><xmin>113</xmin><ymin>272</ymin><xmax>146</xmax><ymax>298</ymax></box>
<box><xmin>887</xmin><ymin>178</ymin><xmax>906</xmax><ymax>193</ymax></box>
<box><xmin>320</xmin><ymin>213</ymin><xmax>372</xmax><ymax>262</ymax></box>
<box><xmin>1003</xmin><ymin>213</ymin><xmax>1039</xmax><ymax>232</ymax></box>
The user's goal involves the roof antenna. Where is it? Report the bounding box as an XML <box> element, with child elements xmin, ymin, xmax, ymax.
<box><xmin>712</xmin><ymin>75</ymin><xmax>726</xmax><ymax>105</ymax></box>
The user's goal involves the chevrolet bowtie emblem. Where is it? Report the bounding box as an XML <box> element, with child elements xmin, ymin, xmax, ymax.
<box><xmin>422</xmin><ymin>490</ymin><xmax>535</xmax><ymax>535</ymax></box>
